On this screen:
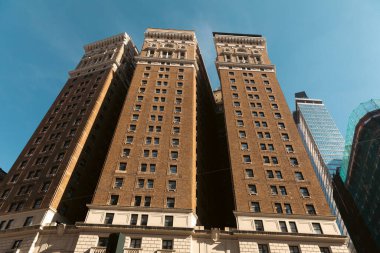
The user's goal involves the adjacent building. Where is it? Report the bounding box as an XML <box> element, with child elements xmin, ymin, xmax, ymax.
<box><xmin>0</xmin><ymin>30</ymin><xmax>350</xmax><ymax>253</ymax></box>
<box><xmin>293</xmin><ymin>92</ymin><xmax>354</xmax><ymax>252</ymax></box>
<box><xmin>0</xmin><ymin>33</ymin><xmax>138</xmax><ymax>251</ymax></box>
<box><xmin>333</xmin><ymin>99</ymin><xmax>380</xmax><ymax>252</ymax></box>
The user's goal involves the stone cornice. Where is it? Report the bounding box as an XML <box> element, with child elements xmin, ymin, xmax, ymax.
<box><xmin>87</xmin><ymin>204</ymin><xmax>194</xmax><ymax>214</ymax></box>
<box><xmin>233</xmin><ymin>211</ymin><xmax>337</xmax><ymax>221</ymax></box>
<box><xmin>216</xmin><ymin>62</ymin><xmax>275</xmax><ymax>71</ymax></box>
<box><xmin>145</xmin><ymin>29</ymin><xmax>195</xmax><ymax>42</ymax></box>
<box><xmin>84</xmin><ymin>33</ymin><xmax>131</xmax><ymax>52</ymax></box>
<box><xmin>135</xmin><ymin>56</ymin><xmax>196</xmax><ymax>65</ymax></box>
<box><xmin>214</xmin><ymin>34</ymin><xmax>266</xmax><ymax>46</ymax></box>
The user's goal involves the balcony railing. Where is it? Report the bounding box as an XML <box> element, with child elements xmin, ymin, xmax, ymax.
<box><xmin>89</xmin><ymin>247</ymin><xmax>106</xmax><ymax>253</ymax></box>
<box><xmin>124</xmin><ymin>248</ymin><xmax>142</xmax><ymax>253</ymax></box>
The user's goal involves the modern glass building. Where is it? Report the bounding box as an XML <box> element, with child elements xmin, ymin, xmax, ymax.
<box><xmin>334</xmin><ymin>99</ymin><xmax>380</xmax><ymax>252</ymax></box>
<box><xmin>294</xmin><ymin>92</ymin><xmax>355</xmax><ymax>252</ymax></box>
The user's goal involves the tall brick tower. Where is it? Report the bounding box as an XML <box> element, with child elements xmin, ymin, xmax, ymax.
<box><xmin>0</xmin><ymin>33</ymin><xmax>138</xmax><ymax>233</ymax></box>
<box><xmin>84</xmin><ymin>28</ymin><xmax>216</xmax><ymax>230</ymax></box>
<box><xmin>212</xmin><ymin>32</ymin><xmax>349</xmax><ymax>252</ymax></box>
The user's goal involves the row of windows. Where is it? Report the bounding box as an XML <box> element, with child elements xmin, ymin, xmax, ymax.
<box><xmin>240</xmin><ymin>154</ymin><xmax>300</xmax><ymax>166</ymax></box>
<box><xmin>117</xmin><ymin>163</ymin><xmax>178</xmax><ymax>175</ymax></box>
<box><xmin>250</xmin><ymin>201</ymin><xmax>317</xmax><ymax>215</ymax></box>
<box><xmin>98</xmin><ymin>236</ymin><xmax>174</xmax><ymax>250</ymax></box>
<box><xmin>111</xmin><ymin>178</ymin><xmax>178</xmax><ymax>191</ymax></box>
<box><xmin>240</xmin><ymin>142</ymin><xmax>294</xmax><ymax>153</ymax></box>
<box><xmin>228</xmin><ymin>71</ymin><xmax>268</xmax><ymax>78</ymax></box>
<box><xmin>125</xmin><ymin>136</ymin><xmax>179</xmax><ymax>146</ymax></box>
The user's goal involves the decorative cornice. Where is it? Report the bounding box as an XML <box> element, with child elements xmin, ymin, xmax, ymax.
<box><xmin>87</xmin><ymin>204</ymin><xmax>194</xmax><ymax>214</ymax></box>
<box><xmin>84</xmin><ymin>33</ymin><xmax>131</xmax><ymax>52</ymax></box>
<box><xmin>216</xmin><ymin>62</ymin><xmax>275</xmax><ymax>71</ymax></box>
<box><xmin>145</xmin><ymin>29</ymin><xmax>195</xmax><ymax>42</ymax></box>
<box><xmin>135</xmin><ymin>56</ymin><xmax>196</xmax><ymax>65</ymax></box>
<box><xmin>214</xmin><ymin>34</ymin><xmax>266</xmax><ymax>46</ymax></box>
<box><xmin>233</xmin><ymin>211</ymin><xmax>337</xmax><ymax>221</ymax></box>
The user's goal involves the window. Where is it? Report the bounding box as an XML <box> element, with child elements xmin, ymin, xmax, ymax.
<box><xmin>126</xmin><ymin>136</ymin><xmax>134</xmax><ymax>144</ymax></box>
<box><xmin>110</xmin><ymin>195</ymin><xmax>119</xmax><ymax>205</ymax></box>
<box><xmin>164</xmin><ymin>216</ymin><xmax>173</xmax><ymax>227</ymax></box>
<box><xmin>167</xmin><ymin>198</ymin><xmax>175</xmax><ymax>208</ymax></box>
<box><xmin>162</xmin><ymin>239</ymin><xmax>173</xmax><ymax>250</ymax></box>
<box><xmin>312</xmin><ymin>223</ymin><xmax>323</xmax><ymax>234</ymax></box>
<box><xmin>119</xmin><ymin>162</ymin><xmax>127</xmax><ymax>171</ymax></box>
<box><xmin>295</xmin><ymin>172</ymin><xmax>304</xmax><ymax>180</ymax></box>
<box><xmin>114</xmin><ymin>178</ymin><xmax>123</xmax><ymax>188</ymax></box>
<box><xmin>289</xmin><ymin>246</ymin><xmax>300</xmax><ymax>253</ymax></box>
<box><xmin>150</xmin><ymin>164</ymin><xmax>156</xmax><ymax>172</ymax></box>
<box><xmin>237</xmin><ymin>120</ymin><xmax>244</xmax><ymax>127</ymax></box>
<box><xmin>134</xmin><ymin>196</ymin><xmax>142</xmax><ymax>206</ymax></box>
<box><xmin>171</xmin><ymin>151</ymin><xmax>179</xmax><ymax>160</ymax></box>
<box><xmin>275</xmin><ymin>203</ymin><xmax>283</xmax><ymax>213</ymax></box>
<box><xmin>130</xmin><ymin>238</ymin><xmax>141</xmax><ymax>248</ymax></box>
<box><xmin>250</xmin><ymin>202</ymin><xmax>261</xmax><ymax>212</ymax></box>
<box><xmin>168</xmin><ymin>180</ymin><xmax>177</xmax><ymax>191</ymax></box>
<box><xmin>265</xmin><ymin>132</ymin><xmax>271</xmax><ymax>139</ymax></box>
<box><xmin>233</xmin><ymin>101</ymin><xmax>240</xmax><ymax>107</ymax></box>
<box><xmin>279</xmin><ymin>186</ymin><xmax>287</xmax><ymax>195</ymax></box>
<box><xmin>245</xmin><ymin>169</ymin><xmax>254</xmax><ymax>178</ymax></box>
<box><xmin>254</xmin><ymin>121</ymin><xmax>261</xmax><ymax>127</ymax></box>
<box><xmin>257</xmin><ymin>132</ymin><xmax>263</xmax><ymax>139</ymax></box>
<box><xmin>272</xmin><ymin>157</ymin><xmax>278</xmax><ymax>164</ymax></box>
<box><xmin>281</xmin><ymin>133</ymin><xmax>289</xmax><ymax>141</ymax></box>
<box><xmin>266</xmin><ymin>170</ymin><xmax>274</xmax><ymax>178</ymax></box>
<box><xmin>130</xmin><ymin>214</ymin><xmax>138</xmax><ymax>225</ymax></box>
<box><xmin>33</xmin><ymin>199</ymin><xmax>42</xmax><ymax>209</ymax></box>
<box><xmin>248</xmin><ymin>184</ymin><xmax>257</xmax><ymax>195</ymax></box>
<box><xmin>5</xmin><ymin>219</ymin><xmax>13</xmax><ymax>229</ymax></box>
<box><xmin>97</xmin><ymin>237</ymin><xmax>108</xmax><ymax>247</ymax></box>
<box><xmin>319</xmin><ymin>247</ymin><xmax>331</xmax><ymax>253</ymax></box>
<box><xmin>141</xmin><ymin>215</ymin><xmax>148</xmax><ymax>226</ymax></box>
<box><xmin>285</xmin><ymin>203</ymin><xmax>293</xmax><ymax>214</ymax></box>
<box><xmin>300</xmin><ymin>187</ymin><xmax>310</xmax><ymax>197</ymax></box>
<box><xmin>144</xmin><ymin>196</ymin><xmax>151</xmax><ymax>207</ymax></box>
<box><xmin>278</xmin><ymin>122</ymin><xmax>285</xmax><ymax>129</ymax></box>
<box><xmin>275</xmin><ymin>171</ymin><xmax>283</xmax><ymax>179</ymax></box>
<box><xmin>23</xmin><ymin>216</ymin><xmax>33</xmax><ymax>227</ymax></box>
<box><xmin>306</xmin><ymin>204</ymin><xmax>316</xmax><ymax>215</ymax></box>
<box><xmin>268</xmin><ymin>144</ymin><xmax>274</xmax><ymax>151</ymax></box>
<box><xmin>263</xmin><ymin>156</ymin><xmax>270</xmax><ymax>164</ymax></box>
<box><xmin>147</xmin><ymin>179</ymin><xmax>154</xmax><ymax>189</ymax></box>
<box><xmin>270</xmin><ymin>186</ymin><xmax>278</xmax><ymax>195</ymax></box>
<box><xmin>258</xmin><ymin>244</ymin><xmax>269</xmax><ymax>253</ymax></box>
<box><xmin>173</xmin><ymin>127</ymin><xmax>180</xmax><ymax>133</ymax></box>
<box><xmin>290</xmin><ymin>157</ymin><xmax>299</xmax><ymax>166</ymax></box>
<box><xmin>254</xmin><ymin>220</ymin><xmax>264</xmax><ymax>231</ymax></box>
<box><xmin>123</xmin><ymin>148</ymin><xmax>130</xmax><ymax>157</ymax></box>
<box><xmin>279</xmin><ymin>221</ymin><xmax>288</xmax><ymax>232</ymax></box>
<box><xmin>243</xmin><ymin>155</ymin><xmax>251</xmax><ymax>163</ymax></box>
<box><xmin>260</xmin><ymin>143</ymin><xmax>266</xmax><ymax>150</ymax></box>
<box><xmin>41</xmin><ymin>182</ymin><xmax>51</xmax><ymax>192</ymax></box>
<box><xmin>152</xmin><ymin>150</ymin><xmax>158</xmax><ymax>157</ymax></box>
<box><xmin>286</xmin><ymin>145</ymin><xmax>294</xmax><ymax>153</ymax></box>
<box><xmin>11</xmin><ymin>240</ymin><xmax>23</xmax><ymax>249</ymax></box>
<box><xmin>289</xmin><ymin>222</ymin><xmax>298</xmax><ymax>233</ymax></box>
<box><xmin>137</xmin><ymin>179</ymin><xmax>145</xmax><ymax>188</ymax></box>
<box><xmin>104</xmin><ymin>213</ymin><xmax>114</xmax><ymax>224</ymax></box>
<box><xmin>170</xmin><ymin>165</ymin><xmax>177</xmax><ymax>174</ymax></box>
<box><xmin>129</xmin><ymin>124</ymin><xmax>137</xmax><ymax>131</ymax></box>
<box><xmin>239</xmin><ymin>131</ymin><xmax>246</xmax><ymax>138</ymax></box>
<box><xmin>241</xmin><ymin>142</ymin><xmax>248</xmax><ymax>150</ymax></box>
<box><xmin>172</xmin><ymin>139</ymin><xmax>179</xmax><ymax>146</ymax></box>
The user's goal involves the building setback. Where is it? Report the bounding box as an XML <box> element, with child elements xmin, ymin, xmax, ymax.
<box><xmin>0</xmin><ymin>33</ymin><xmax>138</xmax><ymax>250</ymax></box>
<box><xmin>333</xmin><ymin>99</ymin><xmax>380</xmax><ymax>253</ymax></box>
<box><xmin>0</xmin><ymin>29</ymin><xmax>350</xmax><ymax>253</ymax></box>
<box><xmin>293</xmin><ymin>92</ymin><xmax>354</xmax><ymax>252</ymax></box>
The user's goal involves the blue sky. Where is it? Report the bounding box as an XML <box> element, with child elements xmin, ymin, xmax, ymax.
<box><xmin>1</xmin><ymin>0</ymin><xmax>379</xmax><ymax>172</ymax></box>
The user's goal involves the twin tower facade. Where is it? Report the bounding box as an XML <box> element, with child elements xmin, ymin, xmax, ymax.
<box><xmin>0</xmin><ymin>29</ymin><xmax>349</xmax><ymax>253</ymax></box>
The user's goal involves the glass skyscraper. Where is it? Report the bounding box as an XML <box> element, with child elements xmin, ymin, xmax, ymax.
<box><xmin>294</xmin><ymin>92</ymin><xmax>355</xmax><ymax>252</ymax></box>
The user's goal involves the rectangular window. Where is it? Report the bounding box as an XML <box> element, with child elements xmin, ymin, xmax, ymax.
<box><xmin>114</xmin><ymin>178</ymin><xmax>123</xmax><ymax>188</ymax></box>
<box><xmin>248</xmin><ymin>184</ymin><xmax>257</xmax><ymax>195</ymax></box>
<box><xmin>144</xmin><ymin>196</ymin><xmax>151</xmax><ymax>207</ymax></box>
<box><xmin>258</xmin><ymin>244</ymin><xmax>269</xmax><ymax>253</ymax></box>
<box><xmin>313</xmin><ymin>223</ymin><xmax>323</xmax><ymax>234</ymax></box>
<box><xmin>254</xmin><ymin>220</ymin><xmax>264</xmax><ymax>231</ymax></box>
<box><xmin>147</xmin><ymin>179</ymin><xmax>154</xmax><ymax>189</ymax></box>
<box><xmin>164</xmin><ymin>216</ymin><xmax>173</xmax><ymax>227</ymax></box>
<box><xmin>270</xmin><ymin>185</ymin><xmax>278</xmax><ymax>195</ymax></box>
<box><xmin>285</xmin><ymin>203</ymin><xmax>293</xmax><ymax>214</ymax></box>
<box><xmin>109</xmin><ymin>195</ymin><xmax>119</xmax><ymax>205</ymax></box>
<box><xmin>104</xmin><ymin>213</ymin><xmax>114</xmax><ymax>224</ymax></box>
<box><xmin>295</xmin><ymin>171</ymin><xmax>304</xmax><ymax>180</ymax></box>
<box><xmin>243</xmin><ymin>155</ymin><xmax>251</xmax><ymax>163</ymax></box>
<box><xmin>130</xmin><ymin>214</ymin><xmax>138</xmax><ymax>225</ymax></box>
<box><xmin>130</xmin><ymin>238</ymin><xmax>141</xmax><ymax>248</ymax></box>
<box><xmin>279</xmin><ymin>186</ymin><xmax>287</xmax><ymax>195</ymax></box>
<box><xmin>168</xmin><ymin>180</ymin><xmax>177</xmax><ymax>191</ymax></box>
<box><xmin>245</xmin><ymin>169</ymin><xmax>254</xmax><ymax>178</ymax></box>
<box><xmin>289</xmin><ymin>246</ymin><xmax>300</xmax><ymax>253</ymax></box>
<box><xmin>134</xmin><ymin>196</ymin><xmax>142</xmax><ymax>206</ymax></box>
<box><xmin>319</xmin><ymin>247</ymin><xmax>331</xmax><ymax>253</ymax></box>
<box><xmin>266</xmin><ymin>170</ymin><xmax>274</xmax><ymax>178</ymax></box>
<box><xmin>250</xmin><ymin>202</ymin><xmax>261</xmax><ymax>213</ymax></box>
<box><xmin>167</xmin><ymin>198</ymin><xmax>175</xmax><ymax>208</ymax></box>
<box><xmin>150</xmin><ymin>164</ymin><xmax>156</xmax><ymax>172</ymax></box>
<box><xmin>289</xmin><ymin>222</ymin><xmax>298</xmax><ymax>233</ymax></box>
<box><xmin>170</xmin><ymin>165</ymin><xmax>178</xmax><ymax>174</ymax></box>
<box><xmin>23</xmin><ymin>216</ymin><xmax>33</xmax><ymax>227</ymax></box>
<box><xmin>275</xmin><ymin>203</ymin><xmax>283</xmax><ymax>213</ymax></box>
<box><xmin>306</xmin><ymin>204</ymin><xmax>316</xmax><ymax>215</ymax></box>
<box><xmin>141</xmin><ymin>215</ymin><xmax>148</xmax><ymax>226</ymax></box>
<box><xmin>162</xmin><ymin>239</ymin><xmax>173</xmax><ymax>250</ymax></box>
<box><xmin>300</xmin><ymin>187</ymin><xmax>310</xmax><ymax>197</ymax></box>
<box><xmin>279</xmin><ymin>221</ymin><xmax>288</xmax><ymax>232</ymax></box>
